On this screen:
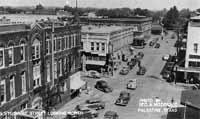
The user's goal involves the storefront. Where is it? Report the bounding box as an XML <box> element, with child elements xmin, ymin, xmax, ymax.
<box><xmin>133</xmin><ymin>35</ymin><xmax>145</xmax><ymax>48</ymax></box>
<box><xmin>70</xmin><ymin>72</ymin><xmax>86</xmax><ymax>99</ymax></box>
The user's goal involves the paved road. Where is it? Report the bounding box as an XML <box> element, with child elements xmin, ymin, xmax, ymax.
<box><xmin>55</xmin><ymin>31</ymin><xmax>185</xmax><ymax>119</ymax></box>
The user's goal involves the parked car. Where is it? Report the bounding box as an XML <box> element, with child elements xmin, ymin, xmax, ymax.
<box><xmin>149</xmin><ymin>41</ymin><xmax>155</xmax><ymax>46</ymax></box>
<box><xmin>104</xmin><ymin>111</ymin><xmax>119</xmax><ymax>119</ymax></box>
<box><xmin>85</xmin><ymin>98</ymin><xmax>105</xmax><ymax>110</ymax></box>
<box><xmin>87</xmin><ymin>70</ymin><xmax>101</xmax><ymax>78</ymax></box>
<box><xmin>75</xmin><ymin>106</ymin><xmax>98</xmax><ymax>118</ymax></box>
<box><xmin>76</xmin><ymin>101</ymin><xmax>105</xmax><ymax>111</ymax></box>
<box><xmin>138</xmin><ymin>52</ymin><xmax>144</xmax><ymax>58</ymax></box>
<box><xmin>154</xmin><ymin>43</ymin><xmax>160</xmax><ymax>48</ymax></box>
<box><xmin>66</xmin><ymin>112</ymin><xmax>93</xmax><ymax>119</ymax></box>
<box><xmin>162</xmin><ymin>71</ymin><xmax>174</xmax><ymax>82</ymax></box>
<box><xmin>137</xmin><ymin>66</ymin><xmax>146</xmax><ymax>75</ymax></box>
<box><xmin>127</xmin><ymin>79</ymin><xmax>137</xmax><ymax>90</ymax></box>
<box><xmin>95</xmin><ymin>80</ymin><xmax>113</xmax><ymax>93</ymax></box>
<box><xmin>119</xmin><ymin>66</ymin><xmax>129</xmax><ymax>75</ymax></box>
<box><xmin>115</xmin><ymin>91</ymin><xmax>131</xmax><ymax>106</ymax></box>
<box><xmin>162</xmin><ymin>54</ymin><xmax>170</xmax><ymax>61</ymax></box>
<box><xmin>127</xmin><ymin>58</ymin><xmax>137</xmax><ymax>69</ymax></box>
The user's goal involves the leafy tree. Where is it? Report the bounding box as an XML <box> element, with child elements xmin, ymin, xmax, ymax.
<box><xmin>163</xmin><ymin>6</ymin><xmax>179</xmax><ymax>29</ymax></box>
<box><xmin>36</xmin><ymin>4</ymin><xmax>44</xmax><ymax>10</ymax></box>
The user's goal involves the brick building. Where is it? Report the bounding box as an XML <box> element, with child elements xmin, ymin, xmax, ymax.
<box><xmin>81</xmin><ymin>25</ymin><xmax>134</xmax><ymax>72</ymax></box>
<box><xmin>0</xmin><ymin>21</ymin><xmax>82</xmax><ymax>113</ymax></box>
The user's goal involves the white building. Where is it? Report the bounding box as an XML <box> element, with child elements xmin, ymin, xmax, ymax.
<box><xmin>81</xmin><ymin>25</ymin><xmax>135</xmax><ymax>72</ymax></box>
<box><xmin>177</xmin><ymin>16</ymin><xmax>200</xmax><ymax>82</ymax></box>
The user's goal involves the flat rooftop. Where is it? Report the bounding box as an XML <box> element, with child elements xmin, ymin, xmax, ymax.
<box><xmin>82</xmin><ymin>25</ymin><xmax>131</xmax><ymax>34</ymax></box>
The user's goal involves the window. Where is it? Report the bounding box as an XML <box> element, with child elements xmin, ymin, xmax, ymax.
<box><xmin>20</xmin><ymin>44</ymin><xmax>25</xmax><ymax>61</ymax></box>
<box><xmin>189</xmin><ymin>61</ymin><xmax>200</xmax><ymax>67</ymax></box>
<box><xmin>73</xmin><ymin>34</ymin><xmax>76</xmax><ymax>47</ymax></box>
<box><xmin>0</xmin><ymin>80</ymin><xmax>6</xmax><ymax>104</ymax></box>
<box><xmin>59</xmin><ymin>59</ymin><xmax>62</xmax><ymax>77</ymax></box>
<box><xmin>101</xmin><ymin>43</ymin><xmax>105</xmax><ymax>52</ymax></box>
<box><xmin>32</xmin><ymin>39</ymin><xmax>40</xmax><ymax>60</ymax></box>
<box><xmin>65</xmin><ymin>36</ymin><xmax>68</xmax><ymax>49</ymax></box>
<box><xmin>0</xmin><ymin>48</ymin><xmax>4</xmax><ymax>68</ymax></box>
<box><xmin>46</xmin><ymin>39</ymin><xmax>50</xmax><ymax>54</ymax></box>
<box><xmin>8</xmin><ymin>46</ymin><xmax>14</xmax><ymax>65</ymax></box>
<box><xmin>69</xmin><ymin>35</ymin><xmax>72</xmax><ymax>49</ymax></box>
<box><xmin>63</xmin><ymin>57</ymin><xmax>66</xmax><ymax>72</ymax></box>
<box><xmin>194</xmin><ymin>43</ymin><xmax>198</xmax><ymax>53</ymax></box>
<box><xmin>91</xmin><ymin>42</ymin><xmax>94</xmax><ymax>51</ymax></box>
<box><xmin>21</xmin><ymin>72</ymin><xmax>26</xmax><ymax>94</ymax></box>
<box><xmin>10</xmin><ymin>75</ymin><xmax>15</xmax><ymax>99</ymax></box>
<box><xmin>72</xmin><ymin>34</ymin><xmax>74</xmax><ymax>48</ymax></box>
<box><xmin>54</xmin><ymin>61</ymin><xmax>57</xmax><ymax>79</ymax></box>
<box><xmin>53</xmin><ymin>39</ymin><xmax>56</xmax><ymax>51</ymax></box>
<box><xmin>63</xmin><ymin>36</ymin><xmax>66</xmax><ymax>49</ymax></box>
<box><xmin>33</xmin><ymin>65</ymin><xmax>41</xmax><ymax>88</ymax></box>
<box><xmin>58</xmin><ymin>38</ymin><xmax>61</xmax><ymax>51</ymax></box>
<box><xmin>96</xmin><ymin>43</ymin><xmax>99</xmax><ymax>51</ymax></box>
<box><xmin>47</xmin><ymin>63</ymin><xmax>51</xmax><ymax>82</ymax></box>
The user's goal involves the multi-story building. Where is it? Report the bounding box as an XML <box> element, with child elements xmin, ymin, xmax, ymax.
<box><xmin>81</xmin><ymin>25</ymin><xmax>134</xmax><ymax>72</ymax></box>
<box><xmin>176</xmin><ymin>16</ymin><xmax>200</xmax><ymax>83</ymax></box>
<box><xmin>80</xmin><ymin>16</ymin><xmax>152</xmax><ymax>48</ymax></box>
<box><xmin>0</xmin><ymin>20</ymin><xmax>82</xmax><ymax>112</ymax></box>
<box><xmin>0</xmin><ymin>24</ymin><xmax>30</xmax><ymax>112</ymax></box>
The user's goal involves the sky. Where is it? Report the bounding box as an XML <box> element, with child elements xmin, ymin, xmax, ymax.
<box><xmin>0</xmin><ymin>0</ymin><xmax>199</xmax><ymax>10</ymax></box>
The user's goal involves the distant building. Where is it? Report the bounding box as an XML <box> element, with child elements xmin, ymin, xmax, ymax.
<box><xmin>176</xmin><ymin>16</ymin><xmax>200</xmax><ymax>83</ymax></box>
<box><xmin>81</xmin><ymin>25</ymin><xmax>134</xmax><ymax>72</ymax></box>
<box><xmin>0</xmin><ymin>20</ymin><xmax>83</xmax><ymax>113</ymax></box>
<box><xmin>56</xmin><ymin>10</ymin><xmax>73</xmax><ymax>17</ymax></box>
<box><xmin>0</xmin><ymin>14</ymin><xmax>59</xmax><ymax>24</ymax></box>
<box><xmin>151</xmin><ymin>23</ymin><xmax>163</xmax><ymax>35</ymax></box>
<box><xmin>0</xmin><ymin>16</ymin><xmax>11</xmax><ymax>25</ymax></box>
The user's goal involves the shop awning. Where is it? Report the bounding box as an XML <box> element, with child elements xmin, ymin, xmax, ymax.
<box><xmin>70</xmin><ymin>72</ymin><xmax>86</xmax><ymax>90</ymax></box>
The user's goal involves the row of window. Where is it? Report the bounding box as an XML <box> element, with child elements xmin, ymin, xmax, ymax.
<box><xmin>86</xmin><ymin>56</ymin><xmax>106</xmax><ymax>61</ymax></box>
<box><xmin>0</xmin><ymin>44</ymin><xmax>26</xmax><ymax>68</ymax></box>
<box><xmin>91</xmin><ymin>42</ymin><xmax>105</xmax><ymax>52</ymax></box>
<box><xmin>0</xmin><ymin>72</ymin><xmax>26</xmax><ymax>105</ymax></box>
<box><xmin>46</xmin><ymin>33</ymin><xmax>81</xmax><ymax>54</ymax></box>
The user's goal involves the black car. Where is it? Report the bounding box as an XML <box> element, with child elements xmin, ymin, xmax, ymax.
<box><xmin>137</xmin><ymin>66</ymin><xmax>146</xmax><ymax>75</ymax></box>
<box><xmin>154</xmin><ymin>43</ymin><xmax>160</xmax><ymax>48</ymax></box>
<box><xmin>104</xmin><ymin>111</ymin><xmax>119</xmax><ymax>119</ymax></box>
<box><xmin>138</xmin><ymin>52</ymin><xmax>144</xmax><ymax>58</ymax></box>
<box><xmin>95</xmin><ymin>80</ymin><xmax>113</xmax><ymax>93</ymax></box>
<box><xmin>115</xmin><ymin>91</ymin><xmax>131</xmax><ymax>106</ymax></box>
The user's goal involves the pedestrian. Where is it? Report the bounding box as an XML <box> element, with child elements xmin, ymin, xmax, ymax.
<box><xmin>171</xmin><ymin>97</ymin><xmax>174</xmax><ymax>104</ymax></box>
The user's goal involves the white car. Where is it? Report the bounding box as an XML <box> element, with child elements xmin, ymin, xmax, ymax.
<box><xmin>162</xmin><ymin>54</ymin><xmax>170</xmax><ymax>61</ymax></box>
<box><xmin>127</xmin><ymin>79</ymin><xmax>137</xmax><ymax>90</ymax></box>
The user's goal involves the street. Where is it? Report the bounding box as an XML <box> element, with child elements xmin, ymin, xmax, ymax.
<box><xmin>57</xmin><ymin>32</ymin><xmax>185</xmax><ymax>119</ymax></box>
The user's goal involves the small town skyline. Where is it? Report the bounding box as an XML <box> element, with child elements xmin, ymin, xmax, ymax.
<box><xmin>0</xmin><ymin>0</ymin><xmax>199</xmax><ymax>10</ymax></box>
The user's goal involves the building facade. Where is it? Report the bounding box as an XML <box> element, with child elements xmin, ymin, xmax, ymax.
<box><xmin>81</xmin><ymin>25</ymin><xmax>134</xmax><ymax>72</ymax></box>
<box><xmin>176</xmin><ymin>16</ymin><xmax>200</xmax><ymax>83</ymax></box>
<box><xmin>0</xmin><ymin>21</ymin><xmax>82</xmax><ymax>113</ymax></box>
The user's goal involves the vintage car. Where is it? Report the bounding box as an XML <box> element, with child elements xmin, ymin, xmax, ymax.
<box><xmin>127</xmin><ymin>79</ymin><xmax>137</xmax><ymax>90</ymax></box>
<box><xmin>115</xmin><ymin>91</ymin><xmax>131</xmax><ymax>106</ymax></box>
<box><xmin>87</xmin><ymin>70</ymin><xmax>101</xmax><ymax>78</ymax></box>
<box><xmin>75</xmin><ymin>106</ymin><xmax>98</xmax><ymax>118</ymax></box>
<box><xmin>104</xmin><ymin>111</ymin><xmax>119</xmax><ymax>119</ymax></box>
<box><xmin>95</xmin><ymin>80</ymin><xmax>113</xmax><ymax>93</ymax></box>
<box><xmin>119</xmin><ymin>66</ymin><xmax>129</xmax><ymax>75</ymax></box>
<box><xmin>154</xmin><ymin>43</ymin><xmax>160</xmax><ymax>48</ymax></box>
<box><xmin>85</xmin><ymin>98</ymin><xmax>105</xmax><ymax>110</ymax></box>
<box><xmin>137</xmin><ymin>66</ymin><xmax>146</xmax><ymax>75</ymax></box>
